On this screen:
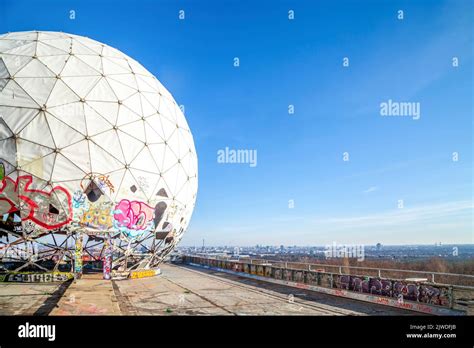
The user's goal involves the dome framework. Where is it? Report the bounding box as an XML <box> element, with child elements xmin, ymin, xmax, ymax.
<box><xmin>0</xmin><ymin>31</ymin><xmax>198</xmax><ymax>279</ymax></box>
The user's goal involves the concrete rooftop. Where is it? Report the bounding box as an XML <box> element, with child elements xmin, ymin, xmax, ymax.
<box><xmin>0</xmin><ymin>264</ymin><xmax>414</xmax><ymax>315</ymax></box>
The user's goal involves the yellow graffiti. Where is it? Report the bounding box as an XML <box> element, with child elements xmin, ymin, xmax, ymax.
<box><xmin>130</xmin><ymin>269</ymin><xmax>157</xmax><ymax>279</ymax></box>
<box><xmin>80</xmin><ymin>206</ymin><xmax>113</xmax><ymax>230</ymax></box>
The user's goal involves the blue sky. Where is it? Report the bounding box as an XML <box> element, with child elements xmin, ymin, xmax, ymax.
<box><xmin>1</xmin><ymin>0</ymin><xmax>472</xmax><ymax>246</ymax></box>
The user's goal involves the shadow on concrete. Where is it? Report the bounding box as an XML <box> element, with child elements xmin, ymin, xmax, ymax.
<box><xmin>33</xmin><ymin>279</ymin><xmax>73</xmax><ymax>316</ymax></box>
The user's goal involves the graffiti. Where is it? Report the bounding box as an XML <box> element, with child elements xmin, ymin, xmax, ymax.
<box><xmin>419</xmin><ymin>285</ymin><xmax>445</xmax><ymax>305</ymax></box>
<box><xmin>340</xmin><ymin>275</ymin><xmax>382</xmax><ymax>293</ymax></box>
<box><xmin>0</xmin><ymin>272</ymin><xmax>73</xmax><ymax>282</ymax></box>
<box><xmin>129</xmin><ymin>269</ymin><xmax>157</xmax><ymax>279</ymax></box>
<box><xmin>81</xmin><ymin>204</ymin><xmax>114</xmax><ymax>230</ymax></box>
<box><xmin>113</xmin><ymin>199</ymin><xmax>155</xmax><ymax>237</ymax></box>
<box><xmin>333</xmin><ymin>275</ymin><xmax>451</xmax><ymax>306</ymax></box>
<box><xmin>72</xmin><ymin>188</ymin><xmax>115</xmax><ymax>231</ymax></box>
<box><xmin>136</xmin><ymin>176</ymin><xmax>149</xmax><ymax>193</ymax></box>
<box><xmin>0</xmin><ymin>209</ymin><xmax>22</xmax><ymax>232</ymax></box>
<box><xmin>264</xmin><ymin>266</ymin><xmax>272</xmax><ymax>277</ymax></box>
<box><xmin>74</xmin><ymin>233</ymin><xmax>83</xmax><ymax>275</ymax></box>
<box><xmin>103</xmin><ymin>234</ymin><xmax>112</xmax><ymax>280</ymax></box>
<box><xmin>166</xmin><ymin>202</ymin><xmax>179</xmax><ymax>221</ymax></box>
<box><xmin>22</xmin><ymin>220</ymin><xmax>39</xmax><ymax>235</ymax></box>
<box><xmin>369</xmin><ymin>278</ymin><xmax>382</xmax><ymax>294</ymax></box>
<box><xmin>72</xmin><ymin>190</ymin><xmax>86</xmax><ymax>209</ymax></box>
<box><xmin>110</xmin><ymin>271</ymin><xmax>129</xmax><ymax>279</ymax></box>
<box><xmin>0</xmin><ymin>175</ymin><xmax>72</xmax><ymax>230</ymax></box>
<box><xmin>97</xmin><ymin>175</ymin><xmax>115</xmax><ymax>193</ymax></box>
<box><xmin>80</xmin><ymin>173</ymin><xmax>115</xmax><ymax>195</ymax></box>
<box><xmin>293</xmin><ymin>270</ymin><xmax>304</xmax><ymax>282</ymax></box>
<box><xmin>339</xmin><ymin>275</ymin><xmax>351</xmax><ymax>289</ymax></box>
<box><xmin>394</xmin><ymin>281</ymin><xmax>419</xmax><ymax>302</ymax></box>
<box><xmin>0</xmin><ymin>162</ymin><xmax>4</xmax><ymax>180</ymax></box>
<box><xmin>72</xmin><ymin>190</ymin><xmax>115</xmax><ymax>232</ymax></box>
<box><xmin>381</xmin><ymin>279</ymin><xmax>393</xmax><ymax>296</ymax></box>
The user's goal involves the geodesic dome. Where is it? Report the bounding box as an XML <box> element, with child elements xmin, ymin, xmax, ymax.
<box><xmin>0</xmin><ymin>31</ymin><xmax>198</xmax><ymax>279</ymax></box>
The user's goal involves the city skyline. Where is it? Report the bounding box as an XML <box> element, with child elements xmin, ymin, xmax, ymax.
<box><xmin>179</xmin><ymin>242</ymin><xmax>474</xmax><ymax>248</ymax></box>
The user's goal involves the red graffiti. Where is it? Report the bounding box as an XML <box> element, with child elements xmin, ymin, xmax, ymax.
<box><xmin>0</xmin><ymin>175</ymin><xmax>72</xmax><ymax>230</ymax></box>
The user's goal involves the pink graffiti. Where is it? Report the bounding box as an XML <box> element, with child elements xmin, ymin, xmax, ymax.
<box><xmin>113</xmin><ymin>199</ymin><xmax>154</xmax><ymax>231</ymax></box>
<box><xmin>0</xmin><ymin>175</ymin><xmax>72</xmax><ymax>230</ymax></box>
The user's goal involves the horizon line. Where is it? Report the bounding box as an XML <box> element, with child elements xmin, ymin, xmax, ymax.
<box><xmin>178</xmin><ymin>243</ymin><xmax>474</xmax><ymax>248</ymax></box>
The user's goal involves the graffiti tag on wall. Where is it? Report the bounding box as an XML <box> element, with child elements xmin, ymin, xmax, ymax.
<box><xmin>81</xmin><ymin>204</ymin><xmax>114</xmax><ymax>230</ymax></box>
<box><xmin>0</xmin><ymin>272</ymin><xmax>74</xmax><ymax>282</ymax></box>
<box><xmin>74</xmin><ymin>233</ymin><xmax>84</xmax><ymax>275</ymax></box>
<box><xmin>113</xmin><ymin>199</ymin><xmax>155</xmax><ymax>237</ymax></box>
<box><xmin>103</xmin><ymin>234</ymin><xmax>112</xmax><ymax>280</ymax></box>
<box><xmin>335</xmin><ymin>275</ymin><xmax>450</xmax><ymax>306</ymax></box>
<box><xmin>129</xmin><ymin>269</ymin><xmax>157</xmax><ymax>279</ymax></box>
<box><xmin>0</xmin><ymin>175</ymin><xmax>72</xmax><ymax>230</ymax></box>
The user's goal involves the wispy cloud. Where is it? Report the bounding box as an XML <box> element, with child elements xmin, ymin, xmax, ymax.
<box><xmin>316</xmin><ymin>200</ymin><xmax>473</xmax><ymax>229</ymax></box>
<box><xmin>363</xmin><ymin>186</ymin><xmax>378</xmax><ymax>194</ymax></box>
